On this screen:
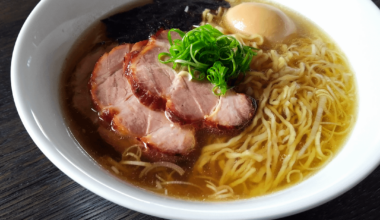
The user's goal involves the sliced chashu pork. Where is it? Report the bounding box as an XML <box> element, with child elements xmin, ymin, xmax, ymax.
<box><xmin>125</xmin><ymin>30</ymin><xmax>256</xmax><ymax>130</ymax></box>
<box><xmin>126</xmin><ymin>30</ymin><xmax>218</xmax><ymax>123</ymax></box>
<box><xmin>166</xmin><ymin>75</ymin><xmax>219</xmax><ymax>124</ymax></box>
<box><xmin>97</xmin><ymin>126</ymin><xmax>193</xmax><ymax>163</ymax></box>
<box><xmin>90</xmin><ymin>43</ymin><xmax>196</xmax><ymax>156</ymax></box>
<box><xmin>125</xmin><ymin>30</ymin><xmax>178</xmax><ymax>111</ymax></box>
<box><xmin>70</xmin><ymin>43</ymin><xmax>115</xmax><ymax>123</ymax></box>
<box><xmin>205</xmin><ymin>90</ymin><xmax>257</xmax><ymax>130</ymax></box>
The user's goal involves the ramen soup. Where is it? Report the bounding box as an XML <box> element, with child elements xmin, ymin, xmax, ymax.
<box><xmin>61</xmin><ymin>0</ymin><xmax>357</xmax><ymax>201</ymax></box>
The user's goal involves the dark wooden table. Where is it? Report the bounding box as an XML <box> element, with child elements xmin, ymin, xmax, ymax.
<box><xmin>1</xmin><ymin>0</ymin><xmax>380</xmax><ymax>219</ymax></box>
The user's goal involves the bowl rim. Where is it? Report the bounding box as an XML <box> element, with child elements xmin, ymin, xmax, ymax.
<box><xmin>11</xmin><ymin>0</ymin><xmax>380</xmax><ymax>219</ymax></box>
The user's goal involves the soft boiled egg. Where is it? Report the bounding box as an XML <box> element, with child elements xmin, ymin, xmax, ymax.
<box><xmin>224</xmin><ymin>2</ymin><xmax>297</xmax><ymax>43</ymax></box>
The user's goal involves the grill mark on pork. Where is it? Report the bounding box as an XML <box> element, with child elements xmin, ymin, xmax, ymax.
<box><xmin>91</xmin><ymin>43</ymin><xmax>196</xmax><ymax>157</ymax></box>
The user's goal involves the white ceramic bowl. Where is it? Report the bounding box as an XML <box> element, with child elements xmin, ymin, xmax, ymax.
<box><xmin>11</xmin><ymin>0</ymin><xmax>380</xmax><ymax>219</ymax></box>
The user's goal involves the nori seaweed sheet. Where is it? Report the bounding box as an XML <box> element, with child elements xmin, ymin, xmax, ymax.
<box><xmin>102</xmin><ymin>0</ymin><xmax>230</xmax><ymax>43</ymax></box>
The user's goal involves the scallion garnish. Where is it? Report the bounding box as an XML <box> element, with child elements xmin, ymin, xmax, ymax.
<box><xmin>158</xmin><ymin>24</ymin><xmax>257</xmax><ymax>95</ymax></box>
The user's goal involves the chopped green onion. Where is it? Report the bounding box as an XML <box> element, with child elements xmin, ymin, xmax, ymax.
<box><xmin>158</xmin><ymin>24</ymin><xmax>258</xmax><ymax>95</ymax></box>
